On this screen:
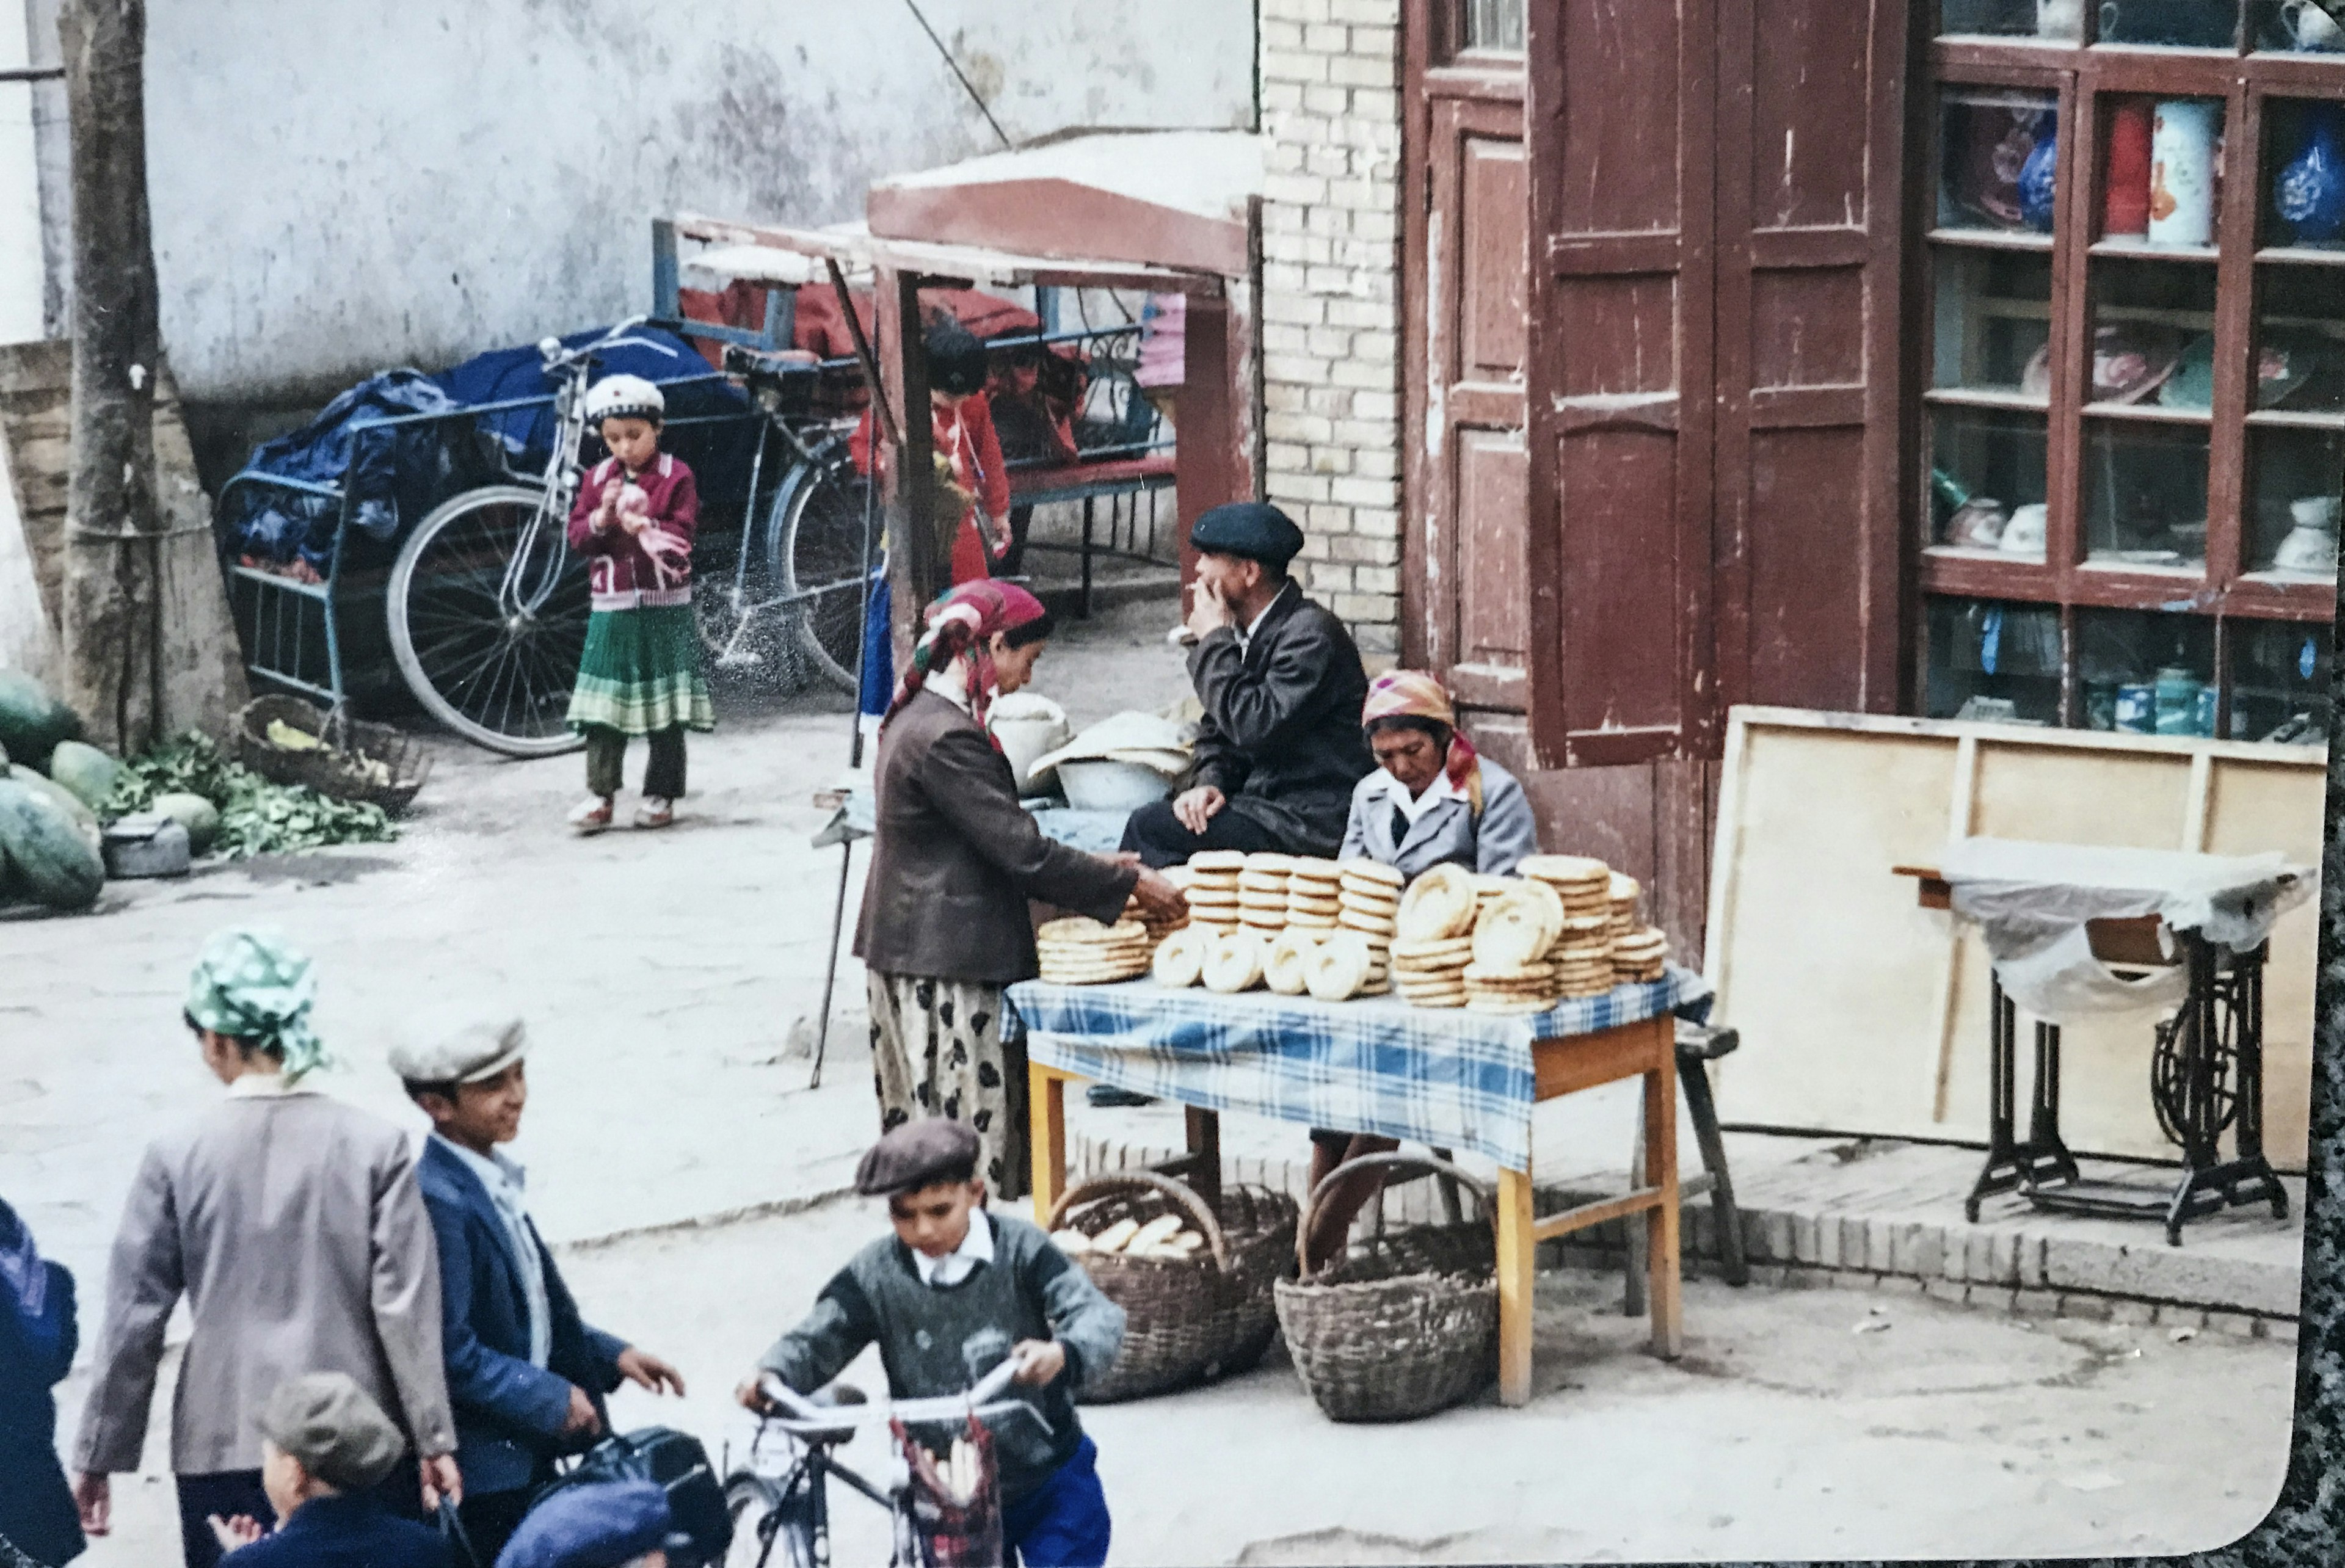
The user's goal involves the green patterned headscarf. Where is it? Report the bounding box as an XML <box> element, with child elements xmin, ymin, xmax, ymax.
<box><xmin>184</xmin><ymin>928</ymin><xmax>330</xmax><ymax>1082</ymax></box>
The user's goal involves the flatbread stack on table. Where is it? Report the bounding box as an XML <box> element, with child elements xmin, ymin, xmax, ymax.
<box><xmin>1335</xmin><ymin>858</ymin><xmax>1402</xmax><ymax>970</ymax></box>
<box><xmin>1121</xmin><ymin>877</ymin><xmax>1192</xmax><ymax>956</ymax></box>
<box><xmin>1182</xmin><ymin>851</ymin><xmax>1245</xmax><ymax>936</ymax></box>
<box><xmin>1284</xmin><ymin>857</ymin><xmax>1344</xmax><ymax>932</ymax></box>
<box><xmin>1389</xmin><ymin>863</ymin><xmax>1478</xmax><ymax>1008</ymax></box>
<box><xmin>1605</xmin><ymin>872</ymin><xmax>1641</xmax><ymax>945</ymax></box>
<box><xmin>1611</xmin><ymin>924</ymin><xmax>1670</xmax><ymax>984</ymax></box>
<box><xmin>1236</xmin><ymin>854</ymin><xmax>1294</xmax><ymax>936</ymax></box>
<box><xmin>1464</xmin><ymin>877</ymin><xmax>1566</xmax><ymax>1015</ymax></box>
<box><xmin>1036</xmin><ymin>917</ymin><xmax>1153</xmax><ymax>985</ymax></box>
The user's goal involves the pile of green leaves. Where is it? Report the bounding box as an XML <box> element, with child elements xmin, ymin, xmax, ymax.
<box><xmin>103</xmin><ymin>731</ymin><xmax>396</xmax><ymax>859</ymax></box>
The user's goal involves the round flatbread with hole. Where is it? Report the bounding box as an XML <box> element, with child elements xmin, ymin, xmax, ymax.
<box><xmin>1395</xmin><ymin>863</ymin><xmax>1478</xmax><ymax>942</ymax></box>
<box><xmin>1203</xmin><ymin>929</ymin><xmax>1267</xmax><ymax>993</ymax></box>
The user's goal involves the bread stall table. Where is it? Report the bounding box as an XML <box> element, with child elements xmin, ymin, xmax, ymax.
<box><xmin>1009</xmin><ymin>968</ymin><xmax>1710</xmax><ymax>1406</ymax></box>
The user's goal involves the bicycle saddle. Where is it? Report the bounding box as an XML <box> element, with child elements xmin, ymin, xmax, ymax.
<box><xmin>810</xmin><ymin>1383</ymin><xmax>868</xmax><ymax>1409</ymax></box>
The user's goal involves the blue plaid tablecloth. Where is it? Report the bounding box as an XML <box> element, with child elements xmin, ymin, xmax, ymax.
<box><xmin>1008</xmin><ymin>967</ymin><xmax>1711</xmax><ymax>1171</ymax></box>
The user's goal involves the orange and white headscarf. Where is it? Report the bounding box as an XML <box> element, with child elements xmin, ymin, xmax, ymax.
<box><xmin>1361</xmin><ymin>669</ymin><xmax>1483</xmax><ymax>818</ymax></box>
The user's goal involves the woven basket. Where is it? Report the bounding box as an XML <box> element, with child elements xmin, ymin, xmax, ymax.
<box><xmin>234</xmin><ymin>695</ymin><xmax>432</xmax><ymax>815</ymax></box>
<box><xmin>1274</xmin><ymin>1153</ymin><xmax>1499</xmax><ymax>1423</ymax></box>
<box><xmin>1049</xmin><ymin>1170</ymin><xmax>1297</xmax><ymax>1403</ymax></box>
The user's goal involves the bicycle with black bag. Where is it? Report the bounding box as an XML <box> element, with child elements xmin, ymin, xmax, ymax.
<box><xmin>434</xmin><ymin>1421</ymin><xmax>735</xmax><ymax>1568</ymax></box>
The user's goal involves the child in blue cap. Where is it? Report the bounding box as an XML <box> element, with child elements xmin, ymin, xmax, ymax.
<box><xmin>493</xmin><ymin>1481</ymin><xmax>680</xmax><ymax>1568</ymax></box>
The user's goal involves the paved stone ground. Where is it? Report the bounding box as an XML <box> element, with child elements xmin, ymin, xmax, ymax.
<box><xmin>54</xmin><ymin>1193</ymin><xmax>2297</xmax><ymax>1566</ymax></box>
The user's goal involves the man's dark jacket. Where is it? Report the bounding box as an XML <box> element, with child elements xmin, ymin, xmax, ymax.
<box><xmin>0</xmin><ymin>1238</ymin><xmax>81</xmax><ymax>1567</ymax></box>
<box><xmin>857</xmin><ymin>688</ymin><xmax>1136</xmax><ymax>982</ymax></box>
<box><xmin>224</xmin><ymin>1495</ymin><xmax>451</xmax><ymax>1568</ymax></box>
<box><xmin>1188</xmin><ymin>581</ymin><xmax>1375</xmax><ymax>856</ymax></box>
<box><xmin>416</xmin><ymin>1140</ymin><xmax>627</xmax><ymax>1499</ymax></box>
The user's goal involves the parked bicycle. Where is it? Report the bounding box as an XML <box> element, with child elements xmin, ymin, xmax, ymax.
<box><xmin>722</xmin><ymin>1352</ymin><xmax>1042</xmax><ymax>1568</ymax></box>
<box><xmin>385</xmin><ymin>321</ymin><xmax>873</xmax><ymax>757</ymax></box>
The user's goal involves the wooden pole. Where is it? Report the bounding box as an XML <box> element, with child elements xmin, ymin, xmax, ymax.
<box><xmin>57</xmin><ymin>0</ymin><xmax>163</xmax><ymax>754</ymax></box>
<box><xmin>874</xmin><ymin>267</ymin><xmax>938</xmax><ymax>669</ymax></box>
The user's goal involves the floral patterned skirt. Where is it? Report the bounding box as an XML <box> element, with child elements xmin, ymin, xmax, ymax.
<box><xmin>867</xmin><ymin>971</ymin><xmax>1028</xmax><ymax>1201</ymax></box>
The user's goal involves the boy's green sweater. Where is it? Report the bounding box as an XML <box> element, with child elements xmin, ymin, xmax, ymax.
<box><xmin>756</xmin><ymin>1210</ymin><xmax>1125</xmax><ymax>1502</ymax></box>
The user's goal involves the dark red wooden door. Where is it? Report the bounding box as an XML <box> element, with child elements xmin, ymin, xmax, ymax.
<box><xmin>1521</xmin><ymin>0</ymin><xmax>1719</xmax><ymax>769</ymax></box>
<box><xmin>1712</xmin><ymin>0</ymin><xmax>1908</xmax><ymax>716</ymax></box>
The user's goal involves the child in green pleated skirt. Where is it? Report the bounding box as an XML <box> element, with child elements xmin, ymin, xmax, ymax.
<box><xmin>562</xmin><ymin>374</ymin><xmax>715</xmax><ymax>832</ymax></box>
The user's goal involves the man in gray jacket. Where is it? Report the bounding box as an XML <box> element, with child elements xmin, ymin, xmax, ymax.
<box><xmin>69</xmin><ymin>930</ymin><xmax>460</xmax><ymax>1568</ymax></box>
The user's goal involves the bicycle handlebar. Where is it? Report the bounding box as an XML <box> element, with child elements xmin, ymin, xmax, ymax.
<box><xmin>754</xmin><ymin>1352</ymin><xmax>1039</xmax><ymax>1437</ymax></box>
<box><xmin>537</xmin><ymin>316</ymin><xmax>656</xmax><ymax>372</ymax></box>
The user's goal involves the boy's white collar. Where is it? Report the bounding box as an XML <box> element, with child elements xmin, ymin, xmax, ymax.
<box><xmin>912</xmin><ymin>1208</ymin><xmax>995</xmax><ymax>1287</ymax></box>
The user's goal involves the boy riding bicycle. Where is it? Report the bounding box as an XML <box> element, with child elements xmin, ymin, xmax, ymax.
<box><xmin>736</xmin><ymin>1120</ymin><xmax>1125</xmax><ymax>1568</ymax></box>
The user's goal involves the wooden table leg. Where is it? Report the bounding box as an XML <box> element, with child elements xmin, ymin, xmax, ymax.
<box><xmin>1185</xmin><ymin>1106</ymin><xmax>1221</xmax><ymax>1213</ymax></box>
<box><xmin>1030</xmin><ymin>1064</ymin><xmax>1069</xmax><ymax>1225</ymax></box>
<box><xmin>1643</xmin><ymin>1019</ymin><xmax>1684</xmax><ymax>1359</ymax></box>
<box><xmin>1495</xmin><ymin>1161</ymin><xmax>1536</xmax><ymax>1406</ymax></box>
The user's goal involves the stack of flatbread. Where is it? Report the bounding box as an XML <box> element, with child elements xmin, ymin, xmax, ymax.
<box><xmin>1464</xmin><ymin>879</ymin><xmax>1565</xmax><ymax>1014</ymax></box>
<box><xmin>1284</xmin><ymin>858</ymin><xmax>1344</xmax><ymax>932</ymax></box>
<box><xmin>1390</xmin><ymin>863</ymin><xmax>1480</xmax><ymax>1009</ymax></box>
<box><xmin>1520</xmin><ymin>855</ymin><xmax>1626</xmax><ymax>1000</ymax></box>
<box><xmin>1182</xmin><ymin>851</ymin><xmax>1245</xmax><ymax>936</ymax></box>
<box><xmin>1610</xmin><ymin>925</ymin><xmax>1670</xmax><ymax>984</ymax></box>
<box><xmin>1237</xmin><ymin>854</ymin><xmax>1294</xmax><ymax>935</ymax></box>
<box><xmin>1335</xmin><ymin>860</ymin><xmax>1403</xmax><ymax>973</ymax></box>
<box><xmin>1036</xmin><ymin>918</ymin><xmax>1152</xmax><ymax>985</ymax></box>
<box><xmin>1471</xmin><ymin>874</ymin><xmax>1514</xmax><ymax>923</ymax></box>
<box><xmin>1124</xmin><ymin>876</ymin><xmax>1192</xmax><ymax>954</ymax></box>
<box><xmin>1605</xmin><ymin>873</ymin><xmax>1642</xmax><ymax>945</ymax></box>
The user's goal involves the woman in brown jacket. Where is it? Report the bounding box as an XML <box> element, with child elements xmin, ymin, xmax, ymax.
<box><xmin>857</xmin><ymin>580</ymin><xmax>1187</xmax><ymax>1197</ymax></box>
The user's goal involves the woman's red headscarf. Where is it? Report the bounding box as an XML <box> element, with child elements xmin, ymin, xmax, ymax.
<box><xmin>883</xmin><ymin>578</ymin><xmax>1049</xmax><ymax>738</ymax></box>
<box><xmin>1361</xmin><ymin>669</ymin><xmax>1483</xmax><ymax>816</ymax></box>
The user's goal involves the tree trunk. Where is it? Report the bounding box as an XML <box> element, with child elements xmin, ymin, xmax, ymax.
<box><xmin>57</xmin><ymin>0</ymin><xmax>162</xmax><ymax>755</ymax></box>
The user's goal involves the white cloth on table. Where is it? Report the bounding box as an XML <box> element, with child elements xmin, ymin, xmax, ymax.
<box><xmin>1938</xmin><ymin>838</ymin><xmax>2314</xmax><ymax>1025</ymax></box>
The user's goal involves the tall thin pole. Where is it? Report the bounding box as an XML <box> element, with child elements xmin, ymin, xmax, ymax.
<box><xmin>58</xmin><ymin>0</ymin><xmax>162</xmax><ymax>753</ymax></box>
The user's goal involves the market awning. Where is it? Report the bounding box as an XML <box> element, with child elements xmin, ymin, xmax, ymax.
<box><xmin>674</xmin><ymin>128</ymin><xmax>1261</xmax><ymax>294</ymax></box>
<box><xmin>672</xmin><ymin>214</ymin><xmax>1232</xmax><ymax>298</ymax></box>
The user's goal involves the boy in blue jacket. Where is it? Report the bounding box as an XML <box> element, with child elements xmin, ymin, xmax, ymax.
<box><xmin>392</xmin><ymin>1021</ymin><xmax>685</xmax><ymax>1566</ymax></box>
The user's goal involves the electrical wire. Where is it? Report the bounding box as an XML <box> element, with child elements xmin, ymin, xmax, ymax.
<box><xmin>898</xmin><ymin>0</ymin><xmax>1013</xmax><ymax>150</ymax></box>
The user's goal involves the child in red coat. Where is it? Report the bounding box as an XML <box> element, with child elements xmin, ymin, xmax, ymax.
<box><xmin>562</xmin><ymin>375</ymin><xmax>714</xmax><ymax>833</ymax></box>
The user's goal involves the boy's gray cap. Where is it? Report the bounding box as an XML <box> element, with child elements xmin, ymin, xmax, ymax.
<box><xmin>855</xmin><ymin>1117</ymin><xmax>981</xmax><ymax>1196</ymax></box>
<box><xmin>388</xmin><ymin>1018</ymin><xmax>528</xmax><ymax>1086</ymax></box>
<box><xmin>255</xmin><ymin>1373</ymin><xmax>407</xmax><ymax>1492</ymax></box>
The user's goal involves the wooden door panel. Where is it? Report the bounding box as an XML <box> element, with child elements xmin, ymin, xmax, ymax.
<box><xmin>1747</xmin><ymin>0</ymin><xmax>1872</xmax><ymax>228</ymax></box>
<box><xmin>1748</xmin><ymin>426</ymin><xmax>1869</xmax><ymax>709</ymax></box>
<box><xmin>1455</xmin><ymin>429</ymin><xmax>1530</xmax><ymax>697</ymax></box>
<box><xmin>1525</xmin><ymin>0</ymin><xmax>1717</xmax><ymax>768</ymax></box>
<box><xmin>1460</xmin><ymin>138</ymin><xmax>1529</xmax><ymax>382</ymax></box>
<box><xmin>1410</xmin><ymin>85</ymin><xmax>1529</xmax><ymax>705</ymax></box>
<box><xmin>1750</xmin><ymin>267</ymin><xmax>1865</xmax><ymax>388</ymax></box>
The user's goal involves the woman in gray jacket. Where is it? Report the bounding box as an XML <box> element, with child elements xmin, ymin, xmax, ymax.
<box><xmin>70</xmin><ymin>929</ymin><xmax>460</xmax><ymax>1568</ymax></box>
<box><xmin>1318</xmin><ymin>670</ymin><xmax>1541</xmax><ymax>1266</ymax></box>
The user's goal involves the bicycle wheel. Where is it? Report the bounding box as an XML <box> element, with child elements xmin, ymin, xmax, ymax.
<box><xmin>768</xmin><ymin>440</ymin><xmax>878</xmax><ymax>694</ymax></box>
<box><xmin>725</xmin><ymin>1475</ymin><xmax>818</xmax><ymax>1568</ymax></box>
<box><xmin>388</xmin><ymin>484</ymin><xmax>590</xmax><ymax>757</ymax></box>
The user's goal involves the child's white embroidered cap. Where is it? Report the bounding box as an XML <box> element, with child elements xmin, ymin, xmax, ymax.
<box><xmin>584</xmin><ymin>373</ymin><xmax>665</xmax><ymax>424</ymax></box>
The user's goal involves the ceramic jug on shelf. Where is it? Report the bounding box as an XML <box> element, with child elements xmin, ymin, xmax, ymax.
<box><xmin>2279</xmin><ymin>0</ymin><xmax>2344</xmax><ymax>50</ymax></box>
<box><xmin>2273</xmin><ymin>495</ymin><xmax>2342</xmax><ymax>574</ymax></box>
<box><xmin>2276</xmin><ymin>102</ymin><xmax>2345</xmax><ymax>247</ymax></box>
<box><xmin>2150</xmin><ymin>99</ymin><xmax>2220</xmax><ymax>249</ymax></box>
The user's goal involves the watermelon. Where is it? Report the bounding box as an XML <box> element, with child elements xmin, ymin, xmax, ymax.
<box><xmin>0</xmin><ymin>671</ymin><xmax>79</xmax><ymax>769</ymax></box>
<box><xmin>0</xmin><ymin>780</ymin><xmax>103</xmax><ymax>909</ymax></box>
<box><xmin>8</xmin><ymin>764</ymin><xmax>97</xmax><ymax>840</ymax></box>
<box><xmin>153</xmin><ymin>791</ymin><xmax>222</xmax><ymax>854</ymax></box>
<box><xmin>46</xmin><ymin>740</ymin><xmax>120</xmax><ymax>811</ymax></box>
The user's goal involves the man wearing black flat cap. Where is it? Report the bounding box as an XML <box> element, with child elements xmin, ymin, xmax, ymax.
<box><xmin>1121</xmin><ymin>501</ymin><xmax>1375</xmax><ymax>865</ymax></box>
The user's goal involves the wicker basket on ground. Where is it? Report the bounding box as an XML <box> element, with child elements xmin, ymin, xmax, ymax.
<box><xmin>234</xmin><ymin>695</ymin><xmax>432</xmax><ymax>815</ymax></box>
<box><xmin>1273</xmin><ymin>1152</ymin><xmax>1498</xmax><ymax>1423</ymax></box>
<box><xmin>1048</xmin><ymin>1170</ymin><xmax>1297</xmax><ymax>1403</ymax></box>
